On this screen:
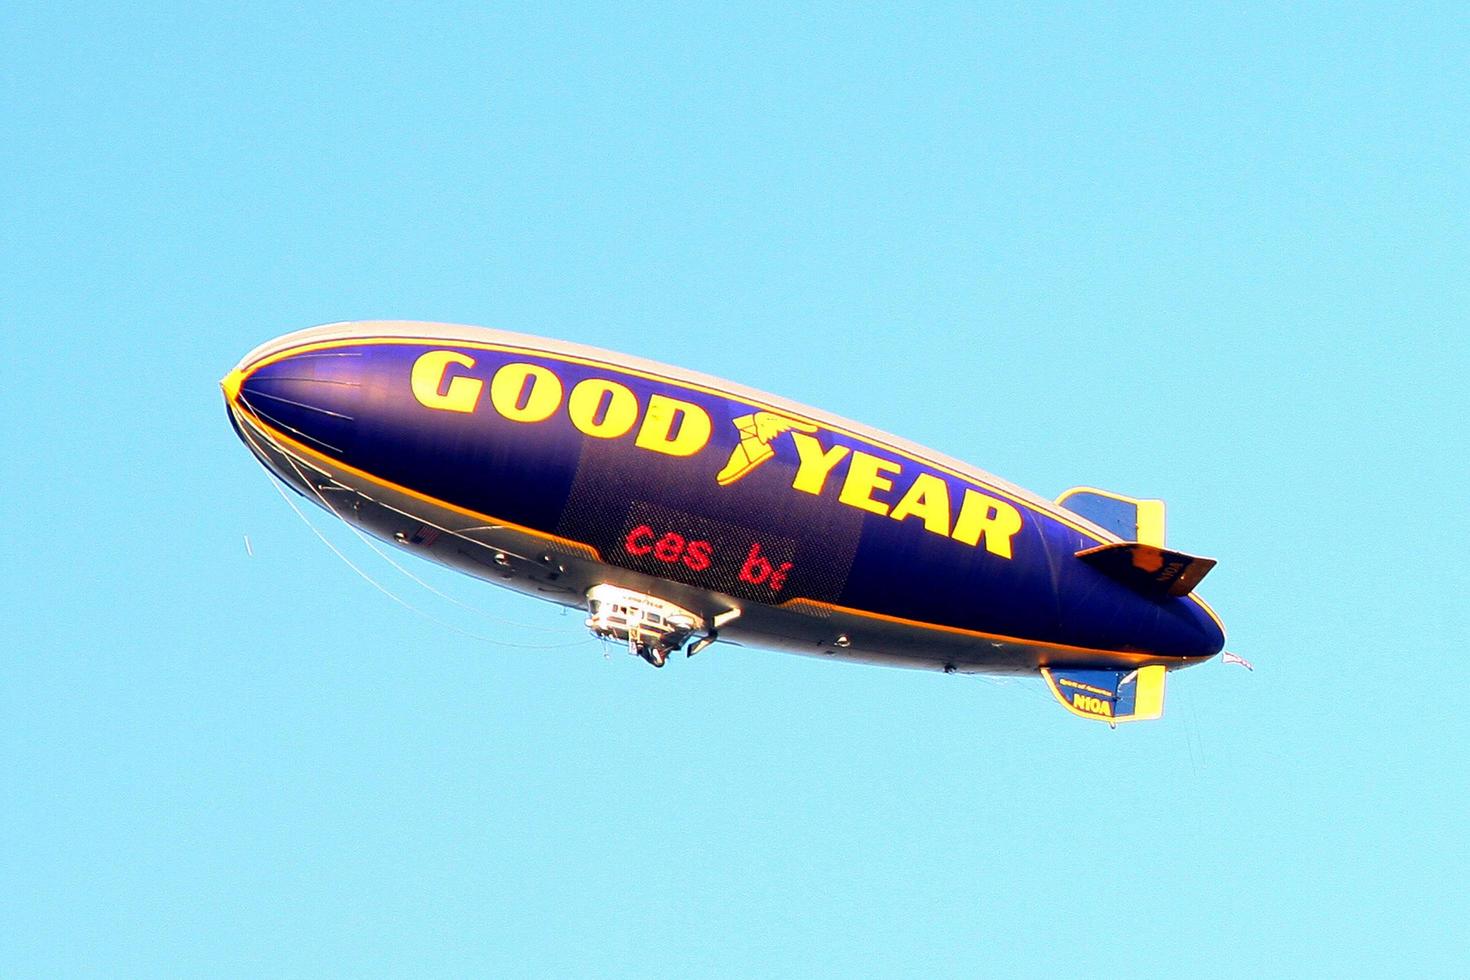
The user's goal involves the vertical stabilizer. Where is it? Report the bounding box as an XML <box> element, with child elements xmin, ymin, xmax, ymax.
<box><xmin>1056</xmin><ymin>487</ymin><xmax>1166</xmax><ymax>547</ymax></box>
<box><xmin>1041</xmin><ymin>666</ymin><xmax>1167</xmax><ymax>724</ymax></box>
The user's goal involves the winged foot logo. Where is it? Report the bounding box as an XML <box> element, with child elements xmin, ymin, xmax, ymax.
<box><xmin>715</xmin><ymin>412</ymin><xmax>818</xmax><ymax>485</ymax></box>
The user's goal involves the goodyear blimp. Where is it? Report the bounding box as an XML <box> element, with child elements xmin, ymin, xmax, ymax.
<box><xmin>223</xmin><ymin>321</ymin><xmax>1226</xmax><ymax>724</ymax></box>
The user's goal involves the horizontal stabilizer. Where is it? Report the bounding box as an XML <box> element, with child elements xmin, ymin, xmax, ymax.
<box><xmin>1076</xmin><ymin>541</ymin><xmax>1216</xmax><ymax>598</ymax></box>
<box><xmin>1042</xmin><ymin>665</ymin><xmax>1167</xmax><ymax>724</ymax></box>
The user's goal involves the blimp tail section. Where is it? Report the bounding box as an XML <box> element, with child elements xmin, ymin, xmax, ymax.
<box><xmin>1057</xmin><ymin>487</ymin><xmax>1216</xmax><ymax>598</ymax></box>
<box><xmin>1056</xmin><ymin>486</ymin><xmax>1167</xmax><ymax>546</ymax></box>
<box><xmin>1041</xmin><ymin>666</ymin><xmax>1167</xmax><ymax>725</ymax></box>
<box><xmin>1074</xmin><ymin>542</ymin><xmax>1216</xmax><ymax>598</ymax></box>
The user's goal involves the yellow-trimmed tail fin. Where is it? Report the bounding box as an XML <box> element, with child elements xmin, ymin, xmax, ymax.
<box><xmin>1056</xmin><ymin>487</ymin><xmax>1166</xmax><ymax>547</ymax></box>
<box><xmin>1042</xmin><ymin>666</ymin><xmax>1168</xmax><ymax>724</ymax></box>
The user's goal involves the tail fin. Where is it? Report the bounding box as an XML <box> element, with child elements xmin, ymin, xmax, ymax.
<box><xmin>1058</xmin><ymin>487</ymin><xmax>1215</xmax><ymax>598</ymax></box>
<box><xmin>1056</xmin><ymin>487</ymin><xmax>1166</xmax><ymax>547</ymax></box>
<box><xmin>1042</xmin><ymin>666</ymin><xmax>1167</xmax><ymax>724</ymax></box>
<box><xmin>1076</xmin><ymin>541</ymin><xmax>1216</xmax><ymax>598</ymax></box>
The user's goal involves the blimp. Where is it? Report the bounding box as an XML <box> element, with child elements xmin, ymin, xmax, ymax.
<box><xmin>222</xmin><ymin>321</ymin><xmax>1226</xmax><ymax>724</ymax></box>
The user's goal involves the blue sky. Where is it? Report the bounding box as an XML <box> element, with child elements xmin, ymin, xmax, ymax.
<box><xmin>4</xmin><ymin>3</ymin><xmax>1466</xmax><ymax>976</ymax></box>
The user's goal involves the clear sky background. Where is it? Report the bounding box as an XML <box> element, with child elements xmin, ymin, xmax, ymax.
<box><xmin>4</xmin><ymin>3</ymin><xmax>1466</xmax><ymax>976</ymax></box>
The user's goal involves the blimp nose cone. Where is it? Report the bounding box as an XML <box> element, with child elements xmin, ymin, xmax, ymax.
<box><xmin>220</xmin><ymin>369</ymin><xmax>245</xmax><ymax>403</ymax></box>
<box><xmin>222</xmin><ymin>342</ymin><xmax>362</xmax><ymax>459</ymax></box>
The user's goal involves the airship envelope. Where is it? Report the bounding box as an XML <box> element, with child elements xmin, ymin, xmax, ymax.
<box><xmin>223</xmin><ymin>321</ymin><xmax>1227</xmax><ymax>724</ymax></box>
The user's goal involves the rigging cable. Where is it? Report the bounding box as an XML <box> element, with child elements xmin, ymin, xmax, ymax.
<box><xmin>232</xmin><ymin>402</ymin><xmax>592</xmax><ymax>651</ymax></box>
